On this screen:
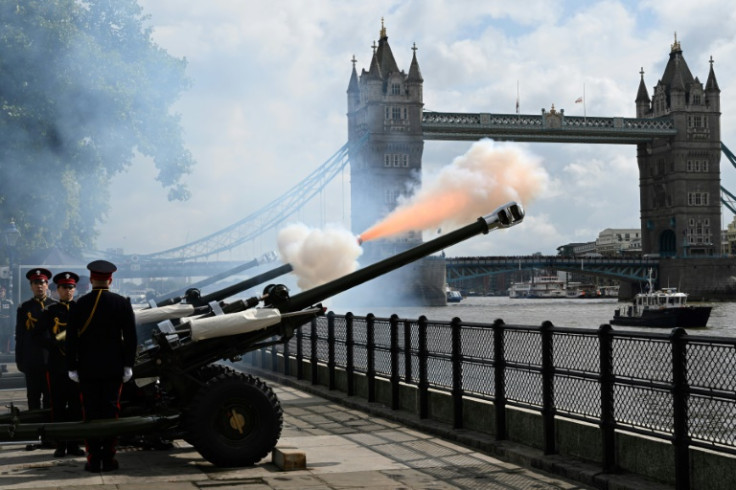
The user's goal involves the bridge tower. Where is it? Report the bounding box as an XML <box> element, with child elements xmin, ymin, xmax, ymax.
<box><xmin>636</xmin><ymin>37</ymin><xmax>721</xmax><ymax>257</ymax></box>
<box><xmin>346</xmin><ymin>21</ymin><xmax>445</xmax><ymax>305</ymax></box>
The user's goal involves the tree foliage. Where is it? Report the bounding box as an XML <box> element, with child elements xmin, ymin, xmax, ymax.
<box><xmin>0</xmin><ymin>0</ymin><xmax>193</xmax><ymax>261</ymax></box>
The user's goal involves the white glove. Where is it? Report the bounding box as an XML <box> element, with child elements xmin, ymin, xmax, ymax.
<box><xmin>122</xmin><ymin>366</ymin><xmax>133</xmax><ymax>383</ymax></box>
<box><xmin>68</xmin><ymin>370</ymin><xmax>79</xmax><ymax>383</ymax></box>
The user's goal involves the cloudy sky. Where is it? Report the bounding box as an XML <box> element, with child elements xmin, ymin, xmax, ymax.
<box><xmin>97</xmin><ymin>0</ymin><xmax>736</xmax><ymax>262</ymax></box>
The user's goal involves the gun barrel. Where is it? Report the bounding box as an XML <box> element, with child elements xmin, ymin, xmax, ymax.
<box><xmin>285</xmin><ymin>202</ymin><xmax>524</xmax><ymax>311</ymax></box>
<box><xmin>196</xmin><ymin>263</ymin><xmax>293</xmax><ymax>305</ymax></box>
<box><xmin>154</xmin><ymin>257</ymin><xmax>262</xmax><ymax>306</ymax></box>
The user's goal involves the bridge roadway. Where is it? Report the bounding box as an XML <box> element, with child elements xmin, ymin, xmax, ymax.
<box><xmin>422</xmin><ymin>111</ymin><xmax>676</xmax><ymax>143</ymax></box>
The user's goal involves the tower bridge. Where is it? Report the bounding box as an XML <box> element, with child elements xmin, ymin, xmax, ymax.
<box><xmin>96</xmin><ymin>24</ymin><xmax>735</xmax><ymax>302</ymax></box>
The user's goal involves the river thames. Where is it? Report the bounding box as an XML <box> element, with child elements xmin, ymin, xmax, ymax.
<box><xmin>337</xmin><ymin>296</ymin><xmax>736</xmax><ymax>338</ymax></box>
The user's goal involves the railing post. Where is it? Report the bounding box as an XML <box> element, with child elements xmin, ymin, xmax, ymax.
<box><xmin>598</xmin><ymin>324</ymin><xmax>616</xmax><ymax>472</ymax></box>
<box><xmin>390</xmin><ymin>314</ymin><xmax>400</xmax><ymax>410</ymax></box>
<box><xmin>311</xmin><ymin>316</ymin><xmax>319</xmax><ymax>386</ymax></box>
<box><xmin>327</xmin><ymin>311</ymin><xmax>336</xmax><ymax>390</ymax></box>
<box><xmin>540</xmin><ymin>321</ymin><xmax>556</xmax><ymax>455</ymax></box>
<box><xmin>451</xmin><ymin>317</ymin><xmax>464</xmax><ymax>429</ymax></box>
<box><xmin>283</xmin><ymin>333</ymin><xmax>291</xmax><ymax>376</ymax></box>
<box><xmin>270</xmin><ymin>339</ymin><xmax>277</xmax><ymax>372</ymax></box>
<box><xmin>366</xmin><ymin>313</ymin><xmax>376</xmax><ymax>403</ymax></box>
<box><xmin>404</xmin><ymin>319</ymin><xmax>413</xmax><ymax>383</ymax></box>
<box><xmin>345</xmin><ymin>312</ymin><xmax>354</xmax><ymax>396</ymax></box>
<box><xmin>493</xmin><ymin>319</ymin><xmax>507</xmax><ymax>439</ymax></box>
<box><xmin>296</xmin><ymin>319</ymin><xmax>304</xmax><ymax>380</ymax></box>
<box><xmin>671</xmin><ymin>327</ymin><xmax>691</xmax><ymax>490</ymax></box>
<box><xmin>418</xmin><ymin>315</ymin><xmax>429</xmax><ymax>419</ymax></box>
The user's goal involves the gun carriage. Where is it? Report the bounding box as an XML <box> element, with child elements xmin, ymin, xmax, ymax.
<box><xmin>0</xmin><ymin>203</ymin><xmax>524</xmax><ymax>467</ymax></box>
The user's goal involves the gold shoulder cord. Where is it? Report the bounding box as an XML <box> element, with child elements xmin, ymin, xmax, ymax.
<box><xmin>78</xmin><ymin>289</ymin><xmax>104</xmax><ymax>336</ymax></box>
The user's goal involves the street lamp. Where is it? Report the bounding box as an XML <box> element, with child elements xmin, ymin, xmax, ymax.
<box><xmin>3</xmin><ymin>219</ymin><xmax>21</xmax><ymax>306</ymax></box>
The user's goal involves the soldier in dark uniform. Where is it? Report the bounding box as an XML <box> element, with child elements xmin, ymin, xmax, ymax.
<box><xmin>37</xmin><ymin>272</ymin><xmax>84</xmax><ymax>458</ymax></box>
<box><xmin>66</xmin><ymin>260</ymin><xmax>137</xmax><ymax>472</ymax></box>
<box><xmin>15</xmin><ymin>268</ymin><xmax>55</xmax><ymax>412</ymax></box>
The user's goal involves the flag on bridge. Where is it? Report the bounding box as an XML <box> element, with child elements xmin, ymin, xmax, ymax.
<box><xmin>575</xmin><ymin>96</ymin><xmax>583</xmax><ymax>103</ymax></box>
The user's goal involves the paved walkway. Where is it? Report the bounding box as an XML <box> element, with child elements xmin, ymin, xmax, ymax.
<box><xmin>0</xmin><ymin>380</ymin><xmax>599</xmax><ymax>490</ymax></box>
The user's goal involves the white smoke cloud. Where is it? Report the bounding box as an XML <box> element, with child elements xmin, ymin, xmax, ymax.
<box><xmin>277</xmin><ymin>223</ymin><xmax>363</xmax><ymax>291</ymax></box>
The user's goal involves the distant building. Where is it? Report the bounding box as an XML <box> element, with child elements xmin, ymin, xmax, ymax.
<box><xmin>724</xmin><ymin>216</ymin><xmax>736</xmax><ymax>255</ymax></box>
<box><xmin>596</xmin><ymin>228</ymin><xmax>641</xmax><ymax>256</ymax></box>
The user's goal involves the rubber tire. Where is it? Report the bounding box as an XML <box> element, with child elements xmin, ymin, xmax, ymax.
<box><xmin>183</xmin><ymin>371</ymin><xmax>283</xmax><ymax>467</ymax></box>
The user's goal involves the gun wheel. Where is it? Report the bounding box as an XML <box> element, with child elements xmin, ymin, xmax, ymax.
<box><xmin>183</xmin><ymin>371</ymin><xmax>282</xmax><ymax>467</ymax></box>
<box><xmin>192</xmin><ymin>363</ymin><xmax>235</xmax><ymax>382</ymax></box>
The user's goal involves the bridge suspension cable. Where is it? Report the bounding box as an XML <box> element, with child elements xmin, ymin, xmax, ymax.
<box><xmin>721</xmin><ymin>142</ymin><xmax>736</xmax><ymax>214</ymax></box>
<box><xmin>140</xmin><ymin>136</ymin><xmax>365</xmax><ymax>262</ymax></box>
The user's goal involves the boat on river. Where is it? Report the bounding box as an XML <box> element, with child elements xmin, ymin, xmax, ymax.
<box><xmin>509</xmin><ymin>275</ymin><xmax>567</xmax><ymax>298</ymax></box>
<box><xmin>445</xmin><ymin>285</ymin><xmax>463</xmax><ymax>303</ymax></box>
<box><xmin>610</xmin><ymin>272</ymin><xmax>711</xmax><ymax>328</ymax></box>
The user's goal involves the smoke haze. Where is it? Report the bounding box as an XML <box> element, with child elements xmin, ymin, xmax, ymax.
<box><xmin>359</xmin><ymin>140</ymin><xmax>548</xmax><ymax>242</ymax></box>
<box><xmin>277</xmin><ymin>224</ymin><xmax>362</xmax><ymax>290</ymax></box>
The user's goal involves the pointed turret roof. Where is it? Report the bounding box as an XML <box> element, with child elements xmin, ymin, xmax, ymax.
<box><xmin>374</xmin><ymin>19</ymin><xmax>399</xmax><ymax>78</ymax></box>
<box><xmin>347</xmin><ymin>55</ymin><xmax>359</xmax><ymax>93</ymax></box>
<box><xmin>660</xmin><ymin>35</ymin><xmax>695</xmax><ymax>94</ymax></box>
<box><xmin>636</xmin><ymin>68</ymin><xmax>650</xmax><ymax>103</ymax></box>
<box><xmin>706</xmin><ymin>56</ymin><xmax>720</xmax><ymax>92</ymax></box>
<box><xmin>407</xmin><ymin>43</ymin><xmax>423</xmax><ymax>83</ymax></box>
<box><xmin>366</xmin><ymin>41</ymin><xmax>382</xmax><ymax>79</ymax></box>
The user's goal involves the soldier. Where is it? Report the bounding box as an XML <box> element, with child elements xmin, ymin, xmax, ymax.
<box><xmin>15</xmin><ymin>268</ymin><xmax>55</xmax><ymax>413</ymax></box>
<box><xmin>38</xmin><ymin>272</ymin><xmax>84</xmax><ymax>458</ymax></box>
<box><xmin>66</xmin><ymin>260</ymin><xmax>137</xmax><ymax>472</ymax></box>
<box><xmin>0</xmin><ymin>285</ymin><xmax>12</xmax><ymax>353</ymax></box>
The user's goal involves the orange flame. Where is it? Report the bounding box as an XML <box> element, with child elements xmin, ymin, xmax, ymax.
<box><xmin>358</xmin><ymin>140</ymin><xmax>547</xmax><ymax>242</ymax></box>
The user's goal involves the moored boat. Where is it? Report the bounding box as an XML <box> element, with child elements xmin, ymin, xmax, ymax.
<box><xmin>446</xmin><ymin>289</ymin><xmax>463</xmax><ymax>303</ymax></box>
<box><xmin>610</xmin><ymin>271</ymin><xmax>711</xmax><ymax>328</ymax></box>
<box><xmin>509</xmin><ymin>275</ymin><xmax>566</xmax><ymax>298</ymax></box>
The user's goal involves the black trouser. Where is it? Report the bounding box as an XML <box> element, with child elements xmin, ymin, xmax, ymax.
<box><xmin>48</xmin><ymin>369</ymin><xmax>83</xmax><ymax>448</ymax></box>
<box><xmin>79</xmin><ymin>378</ymin><xmax>122</xmax><ymax>463</ymax></box>
<box><xmin>24</xmin><ymin>369</ymin><xmax>49</xmax><ymax>410</ymax></box>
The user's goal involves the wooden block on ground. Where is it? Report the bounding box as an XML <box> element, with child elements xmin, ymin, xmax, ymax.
<box><xmin>272</xmin><ymin>447</ymin><xmax>306</xmax><ymax>470</ymax></box>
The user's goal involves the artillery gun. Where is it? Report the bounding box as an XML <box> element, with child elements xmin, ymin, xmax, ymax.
<box><xmin>0</xmin><ymin>203</ymin><xmax>524</xmax><ymax>467</ymax></box>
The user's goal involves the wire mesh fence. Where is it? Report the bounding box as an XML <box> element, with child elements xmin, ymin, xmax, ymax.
<box><xmin>260</xmin><ymin>312</ymin><xmax>736</xmax><ymax>482</ymax></box>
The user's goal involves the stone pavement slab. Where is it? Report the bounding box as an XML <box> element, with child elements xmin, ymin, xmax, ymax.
<box><xmin>0</xmin><ymin>380</ymin><xmax>598</xmax><ymax>490</ymax></box>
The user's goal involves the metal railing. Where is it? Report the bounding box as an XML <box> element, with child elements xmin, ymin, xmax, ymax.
<box><xmin>254</xmin><ymin>312</ymin><xmax>736</xmax><ymax>489</ymax></box>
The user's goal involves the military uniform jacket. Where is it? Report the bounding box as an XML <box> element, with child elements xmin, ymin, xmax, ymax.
<box><xmin>66</xmin><ymin>288</ymin><xmax>137</xmax><ymax>381</ymax></box>
<box><xmin>16</xmin><ymin>296</ymin><xmax>56</xmax><ymax>373</ymax></box>
<box><xmin>37</xmin><ymin>301</ymin><xmax>74</xmax><ymax>373</ymax></box>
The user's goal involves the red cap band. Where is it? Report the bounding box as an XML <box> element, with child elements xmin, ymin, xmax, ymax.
<box><xmin>90</xmin><ymin>272</ymin><xmax>112</xmax><ymax>281</ymax></box>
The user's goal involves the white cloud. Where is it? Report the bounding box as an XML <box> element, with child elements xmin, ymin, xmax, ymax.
<box><xmin>98</xmin><ymin>0</ymin><xmax>736</xmax><ymax>260</ymax></box>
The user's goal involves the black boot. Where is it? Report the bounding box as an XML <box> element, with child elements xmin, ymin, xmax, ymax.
<box><xmin>53</xmin><ymin>445</ymin><xmax>66</xmax><ymax>457</ymax></box>
<box><xmin>67</xmin><ymin>442</ymin><xmax>85</xmax><ymax>457</ymax></box>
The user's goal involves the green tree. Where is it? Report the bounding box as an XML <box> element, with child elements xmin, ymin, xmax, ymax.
<box><xmin>0</xmin><ymin>0</ymin><xmax>192</xmax><ymax>261</ymax></box>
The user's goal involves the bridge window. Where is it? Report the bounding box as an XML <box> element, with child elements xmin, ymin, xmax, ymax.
<box><xmin>687</xmin><ymin>217</ymin><xmax>712</xmax><ymax>246</ymax></box>
<box><xmin>687</xmin><ymin>192</ymin><xmax>710</xmax><ymax>206</ymax></box>
<box><xmin>688</xmin><ymin>115</ymin><xmax>706</xmax><ymax>128</ymax></box>
<box><xmin>384</xmin><ymin>189</ymin><xmax>401</xmax><ymax>204</ymax></box>
<box><xmin>687</xmin><ymin>159</ymin><xmax>708</xmax><ymax>172</ymax></box>
<box><xmin>384</xmin><ymin>153</ymin><xmax>409</xmax><ymax>167</ymax></box>
<box><xmin>391</xmin><ymin>83</ymin><xmax>401</xmax><ymax>95</ymax></box>
<box><xmin>693</xmin><ymin>94</ymin><xmax>702</xmax><ymax>105</ymax></box>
